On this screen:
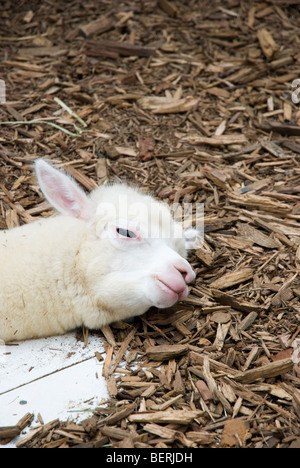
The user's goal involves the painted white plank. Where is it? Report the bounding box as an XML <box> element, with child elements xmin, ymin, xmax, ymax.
<box><xmin>0</xmin><ymin>358</ymin><xmax>108</xmax><ymax>425</ymax></box>
<box><xmin>0</xmin><ymin>332</ymin><xmax>109</xmax><ymax>432</ymax></box>
<box><xmin>0</xmin><ymin>332</ymin><xmax>105</xmax><ymax>394</ymax></box>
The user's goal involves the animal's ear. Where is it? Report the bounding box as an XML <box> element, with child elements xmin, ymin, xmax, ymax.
<box><xmin>35</xmin><ymin>159</ymin><xmax>94</xmax><ymax>221</ymax></box>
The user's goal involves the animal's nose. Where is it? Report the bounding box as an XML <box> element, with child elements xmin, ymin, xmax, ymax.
<box><xmin>174</xmin><ymin>262</ymin><xmax>195</xmax><ymax>284</ymax></box>
<box><xmin>154</xmin><ymin>258</ymin><xmax>195</xmax><ymax>304</ymax></box>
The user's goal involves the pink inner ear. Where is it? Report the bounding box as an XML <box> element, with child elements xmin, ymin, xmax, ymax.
<box><xmin>38</xmin><ymin>164</ymin><xmax>93</xmax><ymax>221</ymax></box>
<box><xmin>40</xmin><ymin>170</ymin><xmax>81</xmax><ymax>217</ymax></box>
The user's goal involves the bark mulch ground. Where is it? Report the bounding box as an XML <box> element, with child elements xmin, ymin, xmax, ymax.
<box><xmin>0</xmin><ymin>0</ymin><xmax>300</xmax><ymax>448</ymax></box>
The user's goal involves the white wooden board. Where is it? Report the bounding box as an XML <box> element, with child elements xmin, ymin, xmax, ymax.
<box><xmin>0</xmin><ymin>332</ymin><xmax>109</xmax><ymax>446</ymax></box>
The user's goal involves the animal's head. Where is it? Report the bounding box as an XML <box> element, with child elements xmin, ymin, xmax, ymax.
<box><xmin>35</xmin><ymin>159</ymin><xmax>199</xmax><ymax>318</ymax></box>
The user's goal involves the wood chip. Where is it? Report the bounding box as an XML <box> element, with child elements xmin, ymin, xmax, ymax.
<box><xmin>158</xmin><ymin>0</ymin><xmax>178</xmax><ymax>18</ymax></box>
<box><xmin>86</xmin><ymin>40</ymin><xmax>158</xmax><ymax>58</ymax></box>
<box><xmin>128</xmin><ymin>409</ymin><xmax>204</xmax><ymax>425</ymax></box>
<box><xmin>238</xmin><ymin>312</ymin><xmax>258</xmax><ymax>332</ymax></box>
<box><xmin>237</xmin><ymin>223</ymin><xmax>279</xmax><ymax>249</ymax></box>
<box><xmin>146</xmin><ymin>344</ymin><xmax>189</xmax><ymax>361</ymax></box>
<box><xmin>257</xmin><ymin>28</ymin><xmax>279</xmax><ymax>60</ymax></box>
<box><xmin>233</xmin><ymin>358</ymin><xmax>294</xmax><ymax>384</ymax></box>
<box><xmin>144</xmin><ymin>423</ymin><xmax>195</xmax><ymax>447</ymax></box>
<box><xmin>106</xmin><ymin>404</ymin><xmax>135</xmax><ymax>425</ymax></box>
<box><xmin>210</xmin><ymin>268</ymin><xmax>253</xmax><ymax>290</ymax></box>
<box><xmin>202</xmin><ymin>356</ymin><xmax>232</xmax><ymax>414</ymax></box>
<box><xmin>79</xmin><ymin>16</ymin><xmax>113</xmax><ymax>38</ymax></box>
<box><xmin>211</xmin><ymin>311</ymin><xmax>231</xmax><ymax>324</ymax></box>
<box><xmin>0</xmin><ymin>413</ymin><xmax>33</xmax><ymax>440</ymax></box>
<box><xmin>211</xmin><ymin>289</ymin><xmax>261</xmax><ymax>314</ymax></box>
<box><xmin>221</xmin><ymin>419</ymin><xmax>251</xmax><ymax>447</ymax></box>
<box><xmin>109</xmin><ymin>325</ymin><xmax>138</xmax><ymax>374</ymax></box>
<box><xmin>183</xmin><ymin>134</ymin><xmax>247</xmax><ymax>146</ymax></box>
<box><xmin>195</xmin><ymin>247</ymin><xmax>214</xmax><ymax>267</ymax></box>
<box><xmin>139</xmin><ymin>95</ymin><xmax>199</xmax><ymax>114</ymax></box>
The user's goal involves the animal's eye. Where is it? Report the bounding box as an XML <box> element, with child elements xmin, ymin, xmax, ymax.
<box><xmin>116</xmin><ymin>227</ymin><xmax>137</xmax><ymax>238</ymax></box>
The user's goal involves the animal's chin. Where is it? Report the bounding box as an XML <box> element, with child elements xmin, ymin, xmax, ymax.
<box><xmin>154</xmin><ymin>278</ymin><xmax>188</xmax><ymax>308</ymax></box>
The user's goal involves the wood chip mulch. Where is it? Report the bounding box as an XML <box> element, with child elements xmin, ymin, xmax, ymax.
<box><xmin>1</xmin><ymin>0</ymin><xmax>300</xmax><ymax>449</ymax></box>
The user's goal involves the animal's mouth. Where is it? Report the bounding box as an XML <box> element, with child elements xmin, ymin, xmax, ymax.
<box><xmin>155</xmin><ymin>277</ymin><xmax>188</xmax><ymax>301</ymax></box>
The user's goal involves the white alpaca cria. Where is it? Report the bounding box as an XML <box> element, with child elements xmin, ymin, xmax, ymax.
<box><xmin>0</xmin><ymin>160</ymin><xmax>197</xmax><ymax>342</ymax></box>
